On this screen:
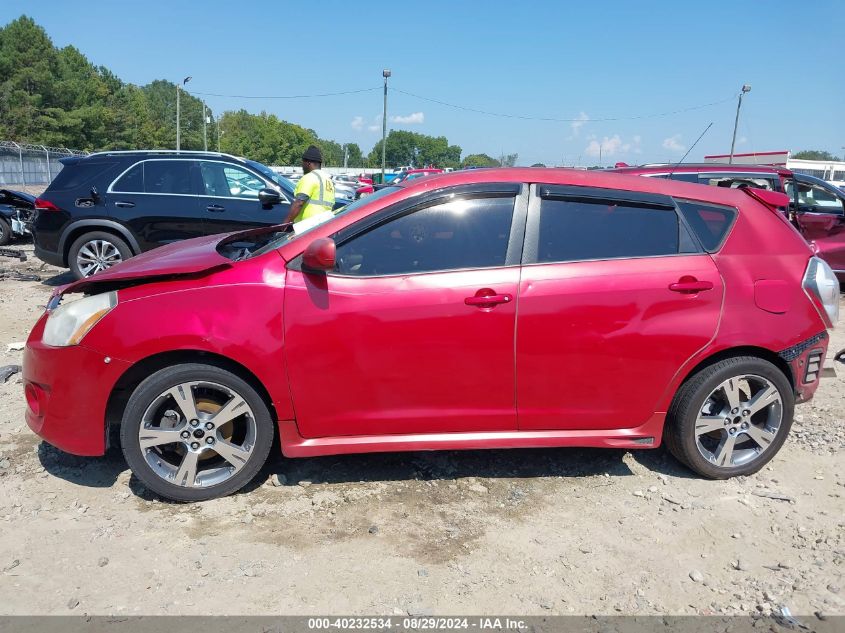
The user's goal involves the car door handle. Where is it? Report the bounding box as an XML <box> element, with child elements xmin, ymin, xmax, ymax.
<box><xmin>669</xmin><ymin>279</ymin><xmax>714</xmax><ymax>293</ymax></box>
<box><xmin>114</xmin><ymin>201</ymin><xmax>135</xmax><ymax>208</ymax></box>
<box><xmin>206</xmin><ymin>204</ymin><xmax>225</xmax><ymax>212</ymax></box>
<box><xmin>465</xmin><ymin>292</ymin><xmax>513</xmax><ymax>307</ymax></box>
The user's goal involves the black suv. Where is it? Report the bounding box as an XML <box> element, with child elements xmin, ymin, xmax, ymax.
<box><xmin>33</xmin><ymin>150</ymin><xmax>343</xmax><ymax>278</ymax></box>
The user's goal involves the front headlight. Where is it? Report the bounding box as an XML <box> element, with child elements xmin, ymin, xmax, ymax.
<box><xmin>43</xmin><ymin>291</ymin><xmax>118</xmax><ymax>347</ymax></box>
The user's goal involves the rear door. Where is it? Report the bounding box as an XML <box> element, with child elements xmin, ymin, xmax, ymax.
<box><xmin>197</xmin><ymin>160</ymin><xmax>291</xmax><ymax>235</ymax></box>
<box><xmin>283</xmin><ymin>185</ymin><xmax>526</xmax><ymax>438</ymax></box>
<box><xmin>107</xmin><ymin>159</ymin><xmax>205</xmax><ymax>251</ymax></box>
<box><xmin>516</xmin><ymin>185</ymin><xmax>724</xmax><ymax>431</ymax></box>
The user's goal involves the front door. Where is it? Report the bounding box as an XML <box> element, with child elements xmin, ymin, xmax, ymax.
<box><xmin>197</xmin><ymin>161</ymin><xmax>291</xmax><ymax>235</ymax></box>
<box><xmin>283</xmin><ymin>191</ymin><xmax>523</xmax><ymax>438</ymax></box>
<box><xmin>516</xmin><ymin>186</ymin><xmax>724</xmax><ymax>431</ymax></box>
<box><xmin>107</xmin><ymin>159</ymin><xmax>206</xmax><ymax>251</ymax></box>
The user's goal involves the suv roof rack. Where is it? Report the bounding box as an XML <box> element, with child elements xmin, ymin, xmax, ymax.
<box><xmin>86</xmin><ymin>149</ymin><xmax>246</xmax><ymax>162</ymax></box>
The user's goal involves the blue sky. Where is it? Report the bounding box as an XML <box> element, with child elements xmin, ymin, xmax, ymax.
<box><xmin>3</xmin><ymin>0</ymin><xmax>843</xmax><ymax>165</ymax></box>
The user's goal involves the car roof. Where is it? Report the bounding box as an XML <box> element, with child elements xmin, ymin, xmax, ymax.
<box><xmin>396</xmin><ymin>167</ymin><xmax>761</xmax><ymax>209</ymax></box>
<box><xmin>614</xmin><ymin>163</ymin><xmax>792</xmax><ymax>176</ymax></box>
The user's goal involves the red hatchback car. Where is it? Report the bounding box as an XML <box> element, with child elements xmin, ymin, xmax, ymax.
<box><xmin>23</xmin><ymin>169</ymin><xmax>840</xmax><ymax>501</ymax></box>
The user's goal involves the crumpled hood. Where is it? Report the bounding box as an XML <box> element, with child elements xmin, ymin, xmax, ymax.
<box><xmin>58</xmin><ymin>233</ymin><xmax>235</xmax><ymax>296</ymax></box>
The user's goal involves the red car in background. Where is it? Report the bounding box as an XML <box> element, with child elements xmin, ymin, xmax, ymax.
<box><xmin>23</xmin><ymin>168</ymin><xmax>839</xmax><ymax>501</ymax></box>
<box><xmin>614</xmin><ymin>163</ymin><xmax>845</xmax><ymax>280</ymax></box>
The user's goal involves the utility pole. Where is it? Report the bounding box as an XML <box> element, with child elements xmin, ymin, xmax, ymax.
<box><xmin>381</xmin><ymin>69</ymin><xmax>391</xmax><ymax>182</ymax></box>
<box><xmin>203</xmin><ymin>103</ymin><xmax>208</xmax><ymax>152</ymax></box>
<box><xmin>729</xmin><ymin>84</ymin><xmax>751</xmax><ymax>164</ymax></box>
<box><xmin>216</xmin><ymin>114</ymin><xmax>221</xmax><ymax>152</ymax></box>
<box><xmin>343</xmin><ymin>144</ymin><xmax>349</xmax><ymax>169</ymax></box>
<box><xmin>176</xmin><ymin>76</ymin><xmax>191</xmax><ymax>151</ymax></box>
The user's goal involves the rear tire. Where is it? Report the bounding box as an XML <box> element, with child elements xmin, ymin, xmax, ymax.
<box><xmin>120</xmin><ymin>364</ymin><xmax>274</xmax><ymax>502</ymax></box>
<box><xmin>68</xmin><ymin>231</ymin><xmax>132</xmax><ymax>279</ymax></box>
<box><xmin>664</xmin><ymin>356</ymin><xmax>794</xmax><ymax>479</ymax></box>
<box><xmin>0</xmin><ymin>218</ymin><xmax>11</xmax><ymax>246</ymax></box>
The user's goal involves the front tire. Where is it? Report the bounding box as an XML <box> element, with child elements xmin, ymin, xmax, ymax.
<box><xmin>664</xmin><ymin>356</ymin><xmax>794</xmax><ymax>479</ymax></box>
<box><xmin>120</xmin><ymin>364</ymin><xmax>274</xmax><ymax>502</ymax></box>
<box><xmin>68</xmin><ymin>231</ymin><xmax>132</xmax><ymax>279</ymax></box>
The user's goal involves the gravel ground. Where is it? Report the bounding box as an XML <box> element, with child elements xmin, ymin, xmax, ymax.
<box><xmin>0</xmin><ymin>241</ymin><xmax>843</xmax><ymax>620</ymax></box>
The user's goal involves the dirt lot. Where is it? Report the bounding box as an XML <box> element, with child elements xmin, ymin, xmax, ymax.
<box><xmin>0</xmin><ymin>241</ymin><xmax>843</xmax><ymax>620</ymax></box>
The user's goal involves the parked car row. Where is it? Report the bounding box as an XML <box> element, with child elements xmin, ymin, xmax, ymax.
<box><xmin>23</xmin><ymin>166</ymin><xmax>840</xmax><ymax>501</ymax></box>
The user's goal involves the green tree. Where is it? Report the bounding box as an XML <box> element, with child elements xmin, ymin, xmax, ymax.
<box><xmin>498</xmin><ymin>153</ymin><xmax>519</xmax><ymax>167</ymax></box>
<box><xmin>792</xmin><ymin>150</ymin><xmax>841</xmax><ymax>161</ymax></box>
<box><xmin>462</xmin><ymin>153</ymin><xmax>500</xmax><ymax>168</ymax></box>
<box><xmin>368</xmin><ymin>130</ymin><xmax>462</xmax><ymax>169</ymax></box>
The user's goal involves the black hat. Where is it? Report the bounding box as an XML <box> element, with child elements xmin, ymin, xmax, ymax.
<box><xmin>302</xmin><ymin>145</ymin><xmax>323</xmax><ymax>163</ymax></box>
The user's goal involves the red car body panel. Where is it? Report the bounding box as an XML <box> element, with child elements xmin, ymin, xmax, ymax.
<box><xmin>516</xmin><ymin>254</ymin><xmax>723</xmax><ymax>431</ymax></box>
<box><xmin>283</xmin><ymin>266</ymin><xmax>519</xmax><ymax>437</ymax></box>
<box><xmin>22</xmin><ymin>168</ymin><xmax>832</xmax><ymax>459</ymax></box>
<box><xmin>24</xmin><ymin>316</ymin><xmax>131</xmax><ymax>456</ymax></box>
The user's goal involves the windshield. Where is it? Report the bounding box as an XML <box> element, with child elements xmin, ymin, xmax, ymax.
<box><xmin>248</xmin><ymin>185</ymin><xmax>403</xmax><ymax>258</ymax></box>
<box><xmin>245</xmin><ymin>159</ymin><xmax>295</xmax><ymax>194</ymax></box>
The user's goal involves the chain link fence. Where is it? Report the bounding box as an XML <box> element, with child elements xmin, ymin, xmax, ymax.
<box><xmin>0</xmin><ymin>141</ymin><xmax>88</xmax><ymax>187</ymax></box>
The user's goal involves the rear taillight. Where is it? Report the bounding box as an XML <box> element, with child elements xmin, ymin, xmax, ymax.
<box><xmin>803</xmin><ymin>256</ymin><xmax>840</xmax><ymax>328</ymax></box>
<box><xmin>34</xmin><ymin>197</ymin><xmax>60</xmax><ymax>211</ymax></box>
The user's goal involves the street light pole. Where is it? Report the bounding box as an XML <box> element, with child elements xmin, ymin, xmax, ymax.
<box><xmin>729</xmin><ymin>84</ymin><xmax>751</xmax><ymax>164</ymax></box>
<box><xmin>176</xmin><ymin>76</ymin><xmax>192</xmax><ymax>152</ymax></box>
<box><xmin>203</xmin><ymin>102</ymin><xmax>208</xmax><ymax>152</ymax></box>
<box><xmin>381</xmin><ymin>69</ymin><xmax>391</xmax><ymax>182</ymax></box>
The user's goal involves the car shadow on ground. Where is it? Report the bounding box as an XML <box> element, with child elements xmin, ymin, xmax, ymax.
<box><xmin>37</xmin><ymin>442</ymin><xmax>127</xmax><ymax>488</ymax></box>
<box><xmin>41</xmin><ymin>270</ymin><xmax>74</xmax><ymax>287</ymax></box>
<box><xmin>242</xmin><ymin>443</ymin><xmax>698</xmax><ymax>496</ymax></box>
<box><xmin>36</xmin><ymin>438</ymin><xmax>697</xmax><ymax>502</ymax></box>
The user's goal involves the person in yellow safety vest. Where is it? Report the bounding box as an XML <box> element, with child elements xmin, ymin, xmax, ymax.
<box><xmin>284</xmin><ymin>145</ymin><xmax>335</xmax><ymax>224</ymax></box>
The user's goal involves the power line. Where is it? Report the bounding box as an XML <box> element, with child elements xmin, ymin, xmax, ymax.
<box><xmin>392</xmin><ymin>88</ymin><xmax>737</xmax><ymax>122</ymax></box>
<box><xmin>189</xmin><ymin>87</ymin><xmax>381</xmax><ymax>99</ymax></box>
<box><xmin>188</xmin><ymin>83</ymin><xmax>738</xmax><ymax>123</ymax></box>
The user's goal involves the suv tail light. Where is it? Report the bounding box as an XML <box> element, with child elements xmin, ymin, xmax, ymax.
<box><xmin>34</xmin><ymin>197</ymin><xmax>60</xmax><ymax>211</ymax></box>
<box><xmin>803</xmin><ymin>256</ymin><xmax>840</xmax><ymax>328</ymax></box>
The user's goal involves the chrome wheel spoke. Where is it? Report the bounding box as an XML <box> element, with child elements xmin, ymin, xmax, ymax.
<box><xmin>210</xmin><ymin>394</ymin><xmax>249</xmax><ymax>427</ymax></box>
<box><xmin>695</xmin><ymin>415</ymin><xmax>725</xmax><ymax>436</ymax></box>
<box><xmin>212</xmin><ymin>438</ymin><xmax>251</xmax><ymax>471</ymax></box>
<box><xmin>173</xmin><ymin>450</ymin><xmax>200</xmax><ymax>487</ymax></box>
<box><xmin>714</xmin><ymin>433</ymin><xmax>737</xmax><ymax>467</ymax></box>
<box><xmin>745</xmin><ymin>385</ymin><xmax>779</xmax><ymax>416</ymax></box>
<box><xmin>721</xmin><ymin>378</ymin><xmax>742</xmax><ymax>411</ymax></box>
<box><xmin>139</xmin><ymin>426</ymin><xmax>184</xmax><ymax>450</ymax></box>
<box><xmin>744</xmin><ymin>424</ymin><xmax>776</xmax><ymax>449</ymax></box>
<box><xmin>167</xmin><ymin>383</ymin><xmax>200</xmax><ymax>422</ymax></box>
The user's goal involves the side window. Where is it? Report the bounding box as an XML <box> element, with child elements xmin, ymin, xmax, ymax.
<box><xmin>143</xmin><ymin>161</ymin><xmax>196</xmax><ymax>195</ymax></box>
<box><xmin>200</xmin><ymin>162</ymin><xmax>266</xmax><ymax>198</ymax></box>
<box><xmin>536</xmin><ymin>198</ymin><xmax>682</xmax><ymax>263</ymax></box>
<box><xmin>111</xmin><ymin>163</ymin><xmax>144</xmax><ymax>192</ymax></box>
<box><xmin>700</xmin><ymin>174</ymin><xmax>776</xmax><ymax>191</ymax></box>
<box><xmin>668</xmin><ymin>173</ymin><xmax>699</xmax><ymax>183</ymax></box>
<box><xmin>793</xmin><ymin>181</ymin><xmax>844</xmax><ymax>215</ymax></box>
<box><xmin>675</xmin><ymin>200</ymin><xmax>737</xmax><ymax>251</ymax></box>
<box><xmin>334</xmin><ymin>196</ymin><xmax>515</xmax><ymax>276</ymax></box>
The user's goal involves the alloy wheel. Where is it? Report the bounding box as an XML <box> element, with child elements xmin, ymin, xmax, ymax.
<box><xmin>76</xmin><ymin>239</ymin><xmax>123</xmax><ymax>277</ymax></box>
<box><xmin>138</xmin><ymin>381</ymin><xmax>257</xmax><ymax>488</ymax></box>
<box><xmin>694</xmin><ymin>374</ymin><xmax>783</xmax><ymax>468</ymax></box>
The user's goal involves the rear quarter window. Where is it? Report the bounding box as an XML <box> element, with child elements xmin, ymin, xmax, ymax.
<box><xmin>675</xmin><ymin>200</ymin><xmax>737</xmax><ymax>251</ymax></box>
<box><xmin>47</xmin><ymin>159</ymin><xmax>120</xmax><ymax>192</ymax></box>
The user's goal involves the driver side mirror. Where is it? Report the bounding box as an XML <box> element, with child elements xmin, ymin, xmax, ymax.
<box><xmin>302</xmin><ymin>238</ymin><xmax>336</xmax><ymax>272</ymax></box>
<box><xmin>258</xmin><ymin>188</ymin><xmax>282</xmax><ymax>208</ymax></box>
